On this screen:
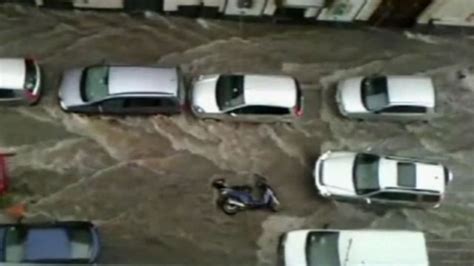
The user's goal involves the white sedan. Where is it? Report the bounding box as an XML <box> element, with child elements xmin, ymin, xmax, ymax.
<box><xmin>336</xmin><ymin>75</ymin><xmax>435</xmax><ymax>120</ymax></box>
<box><xmin>190</xmin><ymin>74</ymin><xmax>303</xmax><ymax>122</ymax></box>
<box><xmin>314</xmin><ymin>151</ymin><xmax>453</xmax><ymax>208</ymax></box>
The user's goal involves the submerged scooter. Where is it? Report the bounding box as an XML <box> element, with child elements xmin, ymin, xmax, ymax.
<box><xmin>211</xmin><ymin>175</ymin><xmax>280</xmax><ymax>215</ymax></box>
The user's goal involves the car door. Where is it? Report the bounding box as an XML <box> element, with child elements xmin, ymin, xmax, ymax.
<box><xmin>418</xmin><ymin>193</ymin><xmax>443</xmax><ymax>208</ymax></box>
<box><xmin>98</xmin><ymin>98</ymin><xmax>126</xmax><ymax>115</ymax></box>
<box><xmin>368</xmin><ymin>190</ymin><xmax>419</xmax><ymax>207</ymax></box>
<box><xmin>123</xmin><ymin>97</ymin><xmax>180</xmax><ymax>115</ymax></box>
<box><xmin>378</xmin><ymin>105</ymin><xmax>429</xmax><ymax>120</ymax></box>
<box><xmin>0</xmin><ymin>88</ymin><xmax>24</xmax><ymax>106</ymax></box>
<box><xmin>226</xmin><ymin>105</ymin><xmax>292</xmax><ymax>122</ymax></box>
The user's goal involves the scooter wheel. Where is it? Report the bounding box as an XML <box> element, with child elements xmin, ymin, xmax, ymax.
<box><xmin>222</xmin><ymin>201</ymin><xmax>239</xmax><ymax>215</ymax></box>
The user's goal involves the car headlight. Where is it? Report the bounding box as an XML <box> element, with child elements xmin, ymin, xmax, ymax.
<box><xmin>192</xmin><ymin>105</ymin><xmax>204</xmax><ymax>113</ymax></box>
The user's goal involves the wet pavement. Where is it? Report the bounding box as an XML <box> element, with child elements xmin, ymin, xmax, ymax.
<box><xmin>0</xmin><ymin>4</ymin><xmax>474</xmax><ymax>265</ymax></box>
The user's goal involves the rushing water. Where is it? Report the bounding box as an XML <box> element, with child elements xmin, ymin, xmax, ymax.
<box><xmin>0</xmin><ymin>4</ymin><xmax>473</xmax><ymax>265</ymax></box>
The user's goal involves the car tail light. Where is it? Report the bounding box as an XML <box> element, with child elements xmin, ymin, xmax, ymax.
<box><xmin>294</xmin><ymin>106</ymin><xmax>303</xmax><ymax>117</ymax></box>
<box><xmin>0</xmin><ymin>154</ymin><xmax>10</xmax><ymax>194</ymax></box>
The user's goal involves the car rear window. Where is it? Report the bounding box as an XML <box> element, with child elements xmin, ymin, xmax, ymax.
<box><xmin>397</xmin><ymin>162</ymin><xmax>416</xmax><ymax>188</ymax></box>
<box><xmin>24</xmin><ymin>59</ymin><xmax>37</xmax><ymax>91</ymax></box>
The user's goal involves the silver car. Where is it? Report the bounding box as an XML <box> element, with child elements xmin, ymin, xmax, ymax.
<box><xmin>58</xmin><ymin>65</ymin><xmax>185</xmax><ymax>115</ymax></box>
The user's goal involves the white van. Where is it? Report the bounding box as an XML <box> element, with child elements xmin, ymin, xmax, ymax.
<box><xmin>0</xmin><ymin>58</ymin><xmax>41</xmax><ymax>105</ymax></box>
<box><xmin>279</xmin><ymin>229</ymin><xmax>429</xmax><ymax>266</ymax></box>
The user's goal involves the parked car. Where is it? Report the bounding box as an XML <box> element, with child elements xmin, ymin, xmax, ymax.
<box><xmin>0</xmin><ymin>221</ymin><xmax>100</xmax><ymax>264</ymax></box>
<box><xmin>279</xmin><ymin>229</ymin><xmax>429</xmax><ymax>266</ymax></box>
<box><xmin>314</xmin><ymin>151</ymin><xmax>453</xmax><ymax>208</ymax></box>
<box><xmin>190</xmin><ymin>74</ymin><xmax>303</xmax><ymax>122</ymax></box>
<box><xmin>58</xmin><ymin>65</ymin><xmax>185</xmax><ymax>115</ymax></box>
<box><xmin>0</xmin><ymin>58</ymin><xmax>41</xmax><ymax>105</ymax></box>
<box><xmin>0</xmin><ymin>153</ymin><xmax>9</xmax><ymax>194</ymax></box>
<box><xmin>336</xmin><ymin>75</ymin><xmax>435</xmax><ymax>120</ymax></box>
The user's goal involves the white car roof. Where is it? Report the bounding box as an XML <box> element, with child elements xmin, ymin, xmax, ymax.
<box><xmin>338</xmin><ymin>230</ymin><xmax>428</xmax><ymax>266</ymax></box>
<box><xmin>378</xmin><ymin>157</ymin><xmax>445</xmax><ymax>193</ymax></box>
<box><xmin>108</xmin><ymin>67</ymin><xmax>178</xmax><ymax>96</ymax></box>
<box><xmin>243</xmin><ymin>75</ymin><xmax>297</xmax><ymax>108</ymax></box>
<box><xmin>0</xmin><ymin>58</ymin><xmax>26</xmax><ymax>90</ymax></box>
<box><xmin>386</xmin><ymin>76</ymin><xmax>435</xmax><ymax>107</ymax></box>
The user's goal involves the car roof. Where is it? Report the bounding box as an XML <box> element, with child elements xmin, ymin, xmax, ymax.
<box><xmin>108</xmin><ymin>66</ymin><xmax>178</xmax><ymax>96</ymax></box>
<box><xmin>386</xmin><ymin>76</ymin><xmax>435</xmax><ymax>107</ymax></box>
<box><xmin>0</xmin><ymin>58</ymin><xmax>26</xmax><ymax>90</ymax></box>
<box><xmin>25</xmin><ymin>228</ymin><xmax>72</xmax><ymax>261</ymax></box>
<box><xmin>378</xmin><ymin>157</ymin><xmax>445</xmax><ymax>193</ymax></box>
<box><xmin>243</xmin><ymin>75</ymin><xmax>297</xmax><ymax>108</ymax></box>
<box><xmin>338</xmin><ymin>230</ymin><xmax>428</xmax><ymax>265</ymax></box>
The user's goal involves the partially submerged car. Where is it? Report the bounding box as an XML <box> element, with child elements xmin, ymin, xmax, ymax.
<box><xmin>58</xmin><ymin>65</ymin><xmax>185</xmax><ymax>115</ymax></box>
<box><xmin>279</xmin><ymin>229</ymin><xmax>429</xmax><ymax>266</ymax></box>
<box><xmin>0</xmin><ymin>221</ymin><xmax>100</xmax><ymax>264</ymax></box>
<box><xmin>191</xmin><ymin>74</ymin><xmax>303</xmax><ymax>122</ymax></box>
<box><xmin>314</xmin><ymin>151</ymin><xmax>453</xmax><ymax>208</ymax></box>
<box><xmin>0</xmin><ymin>58</ymin><xmax>41</xmax><ymax>105</ymax></box>
<box><xmin>336</xmin><ymin>75</ymin><xmax>435</xmax><ymax>120</ymax></box>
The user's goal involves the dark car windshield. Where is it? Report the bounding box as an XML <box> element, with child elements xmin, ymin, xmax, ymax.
<box><xmin>306</xmin><ymin>232</ymin><xmax>340</xmax><ymax>266</ymax></box>
<box><xmin>4</xmin><ymin>226</ymin><xmax>26</xmax><ymax>263</ymax></box>
<box><xmin>353</xmin><ymin>153</ymin><xmax>380</xmax><ymax>195</ymax></box>
<box><xmin>361</xmin><ymin>76</ymin><xmax>389</xmax><ymax>111</ymax></box>
<box><xmin>24</xmin><ymin>59</ymin><xmax>37</xmax><ymax>91</ymax></box>
<box><xmin>216</xmin><ymin>75</ymin><xmax>244</xmax><ymax>111</ymax></box>
<box><xmin>81</xmin><ymin>66</ymin><xmax>110</xmax><ymax>102</ymax></box>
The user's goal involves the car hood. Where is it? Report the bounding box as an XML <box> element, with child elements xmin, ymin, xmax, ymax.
<box><xmin>58</xmin><ymin>68</ymin><xmax>85</xmax><ymax>108</ymax></box>
<box><xmin>192</xmin><ymin>75</ymin><xmax>220</xmax><ymax>113</ymax></box>
<box><xmin>321</xmin><ymin>152</ymin><xmax>357</xmax><ymax>195</ymax></box>
<box><xmin>338</xmin><ymin>77</ymin><xmax>368</xmax><ymax>113</ymax></box>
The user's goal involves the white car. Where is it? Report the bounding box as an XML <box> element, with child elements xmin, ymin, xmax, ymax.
<box><xmin>279</xmin><ymin>229</ymin><xmax>429</xmax><ymax>266</ymax></box>
<box><xmin>0</xmin><ymin>58</ymin><xmax>41</xmax><ymax>105</ymax></box>
<box><xmin>191</xmin><ymin>74</ymin><xmax>303</xmax><ymax>122</ymax></box>
<box><xmin>336</xmin><ymin>75</ymin><xmax>435</xmax><ymax>120</ymax></box>
<box><xmin>314</xmin><ymin>151</ymin><xmax>453</xmax><ymax>208</ymax></box>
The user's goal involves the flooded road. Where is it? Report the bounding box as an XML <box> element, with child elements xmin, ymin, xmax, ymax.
<box><xmin>0</xmin><ymin>4</ymin><xmax>474</xmax><ymax>265</ymax></box>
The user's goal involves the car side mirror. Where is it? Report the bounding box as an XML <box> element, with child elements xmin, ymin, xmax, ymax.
<box><xmin>229</xmin><ymin>112</ymin><xmax>237</xmax><ymax>117</ymax></box>
<box><xmin>365</xmin><ymin>198</ymin><xmax>372</xmax><ymax>204</ymax></box>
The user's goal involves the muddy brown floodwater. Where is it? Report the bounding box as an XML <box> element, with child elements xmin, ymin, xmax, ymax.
<box><xmin>0</xmin><ymin>4</ymin><xmax>474</xmax><ymax>266</ymax></box>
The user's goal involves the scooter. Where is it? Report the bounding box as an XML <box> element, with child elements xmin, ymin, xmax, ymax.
<box><xmin>211</xmin><ymin>175</ymin><xmax>280</xmax><ymax>215</ymax></box>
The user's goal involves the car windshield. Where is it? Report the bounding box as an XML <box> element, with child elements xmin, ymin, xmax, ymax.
<box><xmin>306</xmin><ymin>232</ymin><xmax>340</xmax><ymax>266</ymax></box>
<box><xmin>216</xmin><ymin>75</ymin><xmax>244</xmax><ymax>111</ymax></box>
<box><xmin>353</xmin><ymin>153</ymin><xmax>380</xmax><ymax>195</ymax></box>
<box><xmin>397</xmin><ymin>162</ymin><xmax>417</xmax><ymax>187</ymax></box>
<box><xmin>361</xmin><ymin>76</ymin><xmax>389</xmax><ymax>111</ymax></box>
<box><xmin>82</xmin><ymin>66</ymin><xmax>110</xmax><ymax>102</ymax></box>
<box><xmin>70</xmin><ymin>228</ymin><xmax>93</xmax><ymax>259</ymax></box>
<box><xmin>4</xmin><ymin>227</ymin><xmax>26</xmax><ymax>263</ymax></box>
